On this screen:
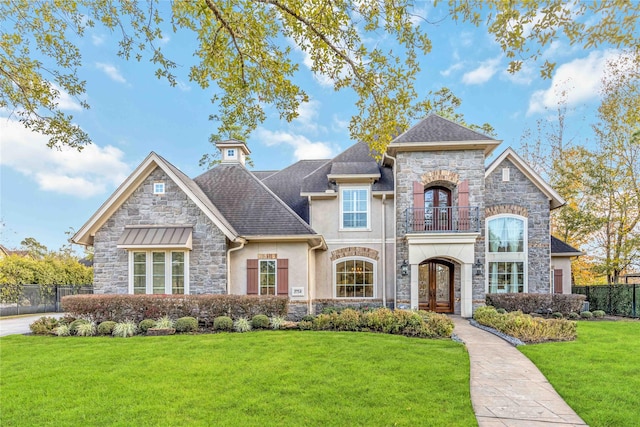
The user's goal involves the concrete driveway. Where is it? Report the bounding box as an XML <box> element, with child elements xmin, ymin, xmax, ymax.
<box><xmin>0</xmin><ymin>313</ymin><xmax>65</xmax><ymax>337</ymax></box>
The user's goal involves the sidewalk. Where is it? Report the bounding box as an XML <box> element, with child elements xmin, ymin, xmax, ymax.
<box><xmin>0</xmin><ymin>313</ymin><xmax>64</xmax><ymax>337</ymax></box>
<box><xmin>452</xmin><ymin>316</ymin><xmax>587</xmax><ymax>427</ymax></box>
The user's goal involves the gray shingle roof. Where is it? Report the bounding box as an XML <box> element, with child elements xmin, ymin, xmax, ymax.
<box><xmin>260</xmin><ymin>159</ymin><xmax>328</xmax><ymax>222</ymax></box>
<box><xmin>252</xmin><ymin>170</ymin><xmax>279</xmax><ymax>180</ymax></box>
<box><xmin>551</xmin><ymin>236</ymin><xmax>582</xmax><ymax>255</ymax></box>
<box><xmin>392</xmin><ymin>114</ymin><xmax>495</xmax><ymax>143</ymax></box>
<box><xmin>302</xmin><ymin>142</ymin><xmax>393</xmax><ymax>193</ymax></box>
<box><xmin>194</xmin><ymin>163</ymin><xmax>317</xmax><ymax>236</ymax></box>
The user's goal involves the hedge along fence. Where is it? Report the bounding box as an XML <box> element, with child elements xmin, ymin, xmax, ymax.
<box><xmin>572</xmin><ymin>284</ymin><xmax>638</xmax><ymax>318</ymax></box>
<box><xmin>485</xmin><ymin>293</ymin><xmax>586</xmax><ymax>314</ymax></box>
<box><xmin>62</xmin><ymin>294</ymin><xmax>289</xmax><ymax>324</ymax></box>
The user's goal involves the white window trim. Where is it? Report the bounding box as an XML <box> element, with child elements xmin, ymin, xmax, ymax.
<box><xmin>153</xmin><ymin>182</ymin><xmax>165</xmax><ymax>194</ymax></box>
<box><xmin>258</xmin><ymin>259</ymin><xmax>277</xmax><ymax>296</ymax></box>
<box><xmin>226</xmin><ymin>149</ymin><xmax>236</xmax><ymax>159</ymax></box>
<box><xmin>332</xmin><ymin>256</ymin><xmax>377</xmax><ymax>299</ymax></box>
<box><xmin>339</xmin><ymin>185</ymin><xmax>371</xmax><ymax>231</ymax></box>
<box><xmin>128</xmin><ymin>250</ymin><xmax>190</xmax><ymax>294</ymax></box>
<box><xmin>485</xmin><ymin>214</ymin><xmax>527</xmax><ymax>293</ymax></box>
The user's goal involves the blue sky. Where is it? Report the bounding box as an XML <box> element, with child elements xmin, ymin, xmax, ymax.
<box><xmin>0</xmin><ymin>5</ymin><xmax>622</xmax><ymax>253</ymax></box>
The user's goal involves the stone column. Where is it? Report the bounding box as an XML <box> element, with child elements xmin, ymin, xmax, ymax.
<box><xmin>461</xmin><ymin>262</ymin><xmax>473</xmax><ymax>318</ymax></box>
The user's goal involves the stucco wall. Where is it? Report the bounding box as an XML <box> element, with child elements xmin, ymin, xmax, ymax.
<box><xmin>93</xmin><ymin>167</ymin><xmax>227</xmax><ymax>294</ymax></box>
<box><xmin>551</xmin><ymin>256</ymin><xmax>572</xmax><ymax>294</ymax></box>
<box><xmin>485</xmin><ymin>159</ymin><xmax>551</xmax><ymax>293</ymax></box>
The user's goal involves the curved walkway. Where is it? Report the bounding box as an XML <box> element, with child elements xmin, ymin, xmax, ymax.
<box><xmin>0</xmin><ymin>313</ymin><xmax>64</xmax><ymax>337</ymax></box>
<box><xmin>452</xmin><ymin>316</ymin><xmax>587</xmax><ymax>427</ymax></box>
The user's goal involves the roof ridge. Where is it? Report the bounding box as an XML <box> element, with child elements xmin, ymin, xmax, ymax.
<box><xmin>262</xmin><ymin>158</ymin><xmax>328</xmax><ymax>184</ymax></box>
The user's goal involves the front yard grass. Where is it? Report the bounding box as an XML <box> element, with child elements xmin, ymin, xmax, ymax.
<box><xmin>520</xmin><ymin>321</ymin><xmax>640</xmax><ymax>427</ymax></box>
<box><xmin>0</xmin><ymin>331</ymin><xmax>476</xmax><ymax>427</ymax></box>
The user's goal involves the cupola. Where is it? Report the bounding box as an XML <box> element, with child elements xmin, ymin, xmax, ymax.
<box><xmin>215</xmin><ymin>139</ymin><xmax>251</xmax><ymax>166</ymax></box>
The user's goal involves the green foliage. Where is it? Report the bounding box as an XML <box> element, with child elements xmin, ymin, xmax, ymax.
<box><xmin>269</xmin><ymin>316</ymin><xmax>285</xmax><ymax>330</ymax></box>
<box><xmin>113</xmin><ymin>321</ymin><xmax>137</xmax><ymax>338</ymax></box>
<box><xmin>29</xmin><ymin>316</ymin><xmax>59</xmax><ymax>335</ymax></box>
<box><xmin>496</xmin><ymin>308</ymin><xmax>506</xmax><ymax>314</ymax></box>
<box><xmin>55</xmin><ymin>324</ymin><xmax>70</xmax><ymax>336</ymax></box>
<box><xmin>301</xmin><ymin>314</ymin><xmax>315</xmax><ymax>322</ymax></box>
<box><xmin>592</xmin><ymin>310</ymin><xmax>606</xmax><ymax>318</ymax></box>
<box><xmin>138</xmin><ymin>319</ymin><xmax>156</xmax><ymax>334</ymax></box>
<box><xmin>213</xmin><ymin>316</ymin><xmax>234</xmax><ymax>332</ymax></box>
<box><xmin>175</xmin><ymin>317</ymin><xmax>198</xmax><ymax>333</ymax></box>
<box><xmin>332</xmin><ymin>308</ymin><xmax>361</xmax><ymax>331</ymax></box>
<box><xmin>567</xmin><ymin>312</ymin><xmax>580</xmax><ymax>320</ymax></box>
<box><xmin>298</xmin><ymin>320</ymin><xmax>313</xmax><ymax>330</ymax></box>
<box><xmin>580</xmin><ymin>311</ymin><xmax>593</xmax><ymax>319</ymax></box>
<box><xmin>474</xmin><ymin>306</ymin><xmax>577</xmax><ymax>343</ymax></box>
<box><xmin>233</xmin><ymin>317</ymin><xmax>252</xmax><ymax>333</ymax></box>
<box><xmin>76</xmin><ymin>321</ymin><xmax>96</xmax><ymax>337</ymax></box>
<box><xmin>154</xmin><ymin>315</ymin><xmax>175</xmax><ymax>329</ymax></box>
<box><xmin>97</xmin><ymin>321</ymin><xmax>116</xmax><ymax>336</ymax></box>
<box><xmin>69</xmin><ymin>319</ymin><xmax>89</xmax><ymax>335</ymax></box>
<box><xmin>552</xmin><ymin>312</ymin><xmax>564</xmax><ymax>319</ymax></box>
<box><xmin>250</xmin><ymin>314</ymin><xmax>269</xmax><ymax>330</ymax></box>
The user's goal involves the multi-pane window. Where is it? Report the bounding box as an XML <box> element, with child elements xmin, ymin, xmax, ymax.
<box><xmin>487</xmin><ymin>216</ymin><xmax>526</xmax><ymax>293</ymax></box>
<box><xmin>341</xmin><ymin>187</ymin><xmax>369</xmax><ymax>229</ymax></box>
<box><xmin>130</xmin><ymin>251</ymin><xmax>188</xmax><ymax>294</ymax></box>
<box><xmin>153</xmin><ymin>182</ymin><xmax>165</xmax><ymax>194</ymax></box>
<box><xmin>259</xmin><ymin>260</ymin><xmax>276</xmax><ymax>295</ymax></box>
<box><xmin>335</xmin><ymin>259</ymin><xmax>374</xmax><ymax>298</ymax></box>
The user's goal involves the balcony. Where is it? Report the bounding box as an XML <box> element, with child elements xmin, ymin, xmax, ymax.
<box><xmin>405</xmin><ymin>206</ymin><xmax>479</xmax><ymax>233</ymax></box>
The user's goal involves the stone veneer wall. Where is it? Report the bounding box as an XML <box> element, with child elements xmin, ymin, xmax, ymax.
<box><xmin>485</xmin><ymin>159</ymin><xmax>551</xmax><ymax>293</ymax></box>
<box><xmin>93</xmin><ymin>168</ymin><xmax>227</xmax><ymax>294</ymax></box>
<box><xmin>395</xmin><ymin>150</ymin><xmax>486</xmax><ymax>312</ymax></box>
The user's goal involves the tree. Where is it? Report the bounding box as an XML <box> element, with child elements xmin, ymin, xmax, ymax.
<box><xmin>20</xmin><ymin>237</ymin><xmax>48</xmax><ymax>259</ymax></box>
<box><xmin>2</xmin><ymin>1</ymin><xmax>638</xmax><ymax>154</ymax></box>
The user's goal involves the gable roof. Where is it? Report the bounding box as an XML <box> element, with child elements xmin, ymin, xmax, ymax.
<box><xmin>301</xmin><ymin>142</ymin><xmax>393</xmax><ymax>194</ymax></box>
<box><xmin>260</xmin><ymin>159</ymin><xmax>328</xmax><ymax>221</ymax></box>
<box><xmin>387</xmin><ymin>114</ymin><xmax>502</xmax><ymax>155</ymax></box>
<box><xmin>71</xmin><ymin>152</ymin><xmax>239</xmax><ymax>246</ymax></box>
<box><xmin>551</xmin><ymin>236</ymin><xmax>584</xmax><ymax>256</ymax></box>
<box><xmin>194</xmin><ymin>163</ymin><xmax>320</xmax><ymax>237</ymax></box>
<box><xmin>486</xmin><ymin>147</ymin><xmax>566</xmax><ymax>210</ymax></box>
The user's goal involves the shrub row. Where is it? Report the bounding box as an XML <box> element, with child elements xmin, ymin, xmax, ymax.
<box><xmin>61</xmin><ymin>294</ymin><xmax>289</xmax><ymax>324</ymax></box>
<box><xmin>299</xmin><ymin>308</ymin><xmax>454</xmax><ymax>338</ymax></box>
<box><xmin>473</xmin><ymin>306</ymin><xmax>577</xmax><ymax>343</ymax></box>
<box><xmin>485</xmin><ymin>293</ymin><xmax>586</xmax><ymax>314</ymax></box>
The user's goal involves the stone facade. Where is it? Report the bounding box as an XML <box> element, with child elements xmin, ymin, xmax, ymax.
<box><xmin>485</xmin><ymin>159</ymin><xmax>551</xmax><ymax>293</ymax></box>
<box><xmin>330</xmin><ymin>247</ymin><xmax>380</xmax><ymax>261</ymax></box>
<box><xmin>93</xmin><ymin>168</ymin><xmax>227</xmax><ymax>294</ymax></box>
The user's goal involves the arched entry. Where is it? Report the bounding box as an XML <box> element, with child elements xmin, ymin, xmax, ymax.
<box><xmin>418</xmin><ymin>259</ymin><xmax>454</xmax><ymax>312</ymax></box>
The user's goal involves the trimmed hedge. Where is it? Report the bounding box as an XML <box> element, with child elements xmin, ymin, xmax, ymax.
<box><xmin>61</xmin><ymin>294</ymin><xmax>289</xmax><ymax>324</ymax></box>
<box><xmin>486</xmin><ymin>293</ymin><xmax>585</xmax><ymax>314</ymax></box>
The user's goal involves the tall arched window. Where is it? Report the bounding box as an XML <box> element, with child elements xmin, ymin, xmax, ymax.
<box><xmin>425</xmin><ymin>187</ymin><xmax>452</xmax><ymax>230</ymax></box>
<box><xmin>334</xmin><ymin>258</ymin><xmax>375</xmax><ymax>298</ymax></box>
<box><xmin>486</xmin><ymin>215</ymin><xmax>527</xmax><ymax>293</ymax></box>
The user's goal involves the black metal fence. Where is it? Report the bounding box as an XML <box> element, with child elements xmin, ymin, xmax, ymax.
<box><xmin>0</xmin><ymin>284</ymin><xmax>93</xmax><ymax>317</ymax></box>
<box><xmin>572</xmin><ymin>284</ymin><xmax>638</xmax><ymax>318</ymax></box>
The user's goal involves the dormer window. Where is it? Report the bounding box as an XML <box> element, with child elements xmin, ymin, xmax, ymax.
<box><xmin>153</xmin><ymin>182</ymin><xmax>165</xmax><ymax>194</ymax></box>
<box><xmin>226</xmin><ymin>149</ymin><xmax>236</xmax><ymax>159</ymax></box>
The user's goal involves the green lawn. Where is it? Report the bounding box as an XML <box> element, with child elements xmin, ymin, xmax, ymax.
<box><xmin>520</xmin><ymin>321</ymin><xmax>640</xmax><ymax>427</ymax></box>
<box><xmin>0</xmin><ymin>331</ymin><xmax>476</xmax><ymax>427</ymax></box>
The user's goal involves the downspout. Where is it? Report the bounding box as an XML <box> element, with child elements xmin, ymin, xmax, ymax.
<box><xmin>383</xmin><ymin>152</ymin><xmax>397</xmax><ymax>309</ymax></box>
<box><xmin>381</xmin><ymin>194</ymin><xmax>387</xmax><ymax>308</ymax></box>
<box><xmin>226</xmin><ymin>239</ymin><xmax>246</xmax><ymax>294</ymax></box>
<box><xmin>307</xmin><ymin>195</ymin><xmax>323</xmax><ymax>315</ymax></box>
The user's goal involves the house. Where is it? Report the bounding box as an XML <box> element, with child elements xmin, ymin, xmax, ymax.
<box><xmin>72</xmin><ymin>114</ymin><xmax>576</xmax><ymax>318</ymax></box>
<box><xmin>0</xmin><ymin>245</ymin><xmax>30</xmax><ymax>258</ymax></box>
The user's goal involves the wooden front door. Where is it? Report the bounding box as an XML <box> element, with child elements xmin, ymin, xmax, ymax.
<box><xmin>418</xmin><ymin>260</ymin><xmax>454</xmax><ymax>313</ymax></box>
<box><xmin>424</xmin><ymin>187</ymin><xmax>452</xmax><ymax>231</ymax></box>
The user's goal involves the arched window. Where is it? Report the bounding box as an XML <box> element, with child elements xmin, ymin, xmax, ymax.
<box><xmin>425</xmin><ymin>187</ymin><xmax>452</xmax><ymax>230</ymax></box>
<box><xmin>486</xmin><ymin>215</ymin><xmax>527</xmax><ymax>293</ymax></box>
<box><xmin>334</xmin><ymin>258</ymin><xmax>375</xmax><ymax>298</ymax></box>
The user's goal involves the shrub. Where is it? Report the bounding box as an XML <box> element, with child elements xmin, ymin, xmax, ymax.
<box><xmin>269</xmin><ymin>316</ymin><xmax>285</xmax><ymax>330</ymax></box>
<box><xmin>113</xmin><ymin>321</ymin><xmax>137</xmax><ymax>338</ymax></box>
<box><xmin>58</xmin><ymin>315</ymin><xmax>75</xmax><ymax>326</ymax></box>
<box><xmin>97</xmin><ymin>321</ymin><xmax>116</xmax><ymax>335</ymax></box>
<box><xmin>175</xmin><ymin>317</ymin><xmax>198</xmax><ymax>333</ymax></box>
<box><xmin>361</xmin><ymin>307</ymin><xmax>396</xmax><ymax>333</ymax></box>
<box><xmin>298</xmin><ymin>320</ymin><xmax>313</xmax><ymax>330</ymax></box>
<box><xmin>251</xmin><ymin>314</ymin><xmax>270</xmax><ymax>330</ymax></box>
<box><xmin>593</xmin><ymin>310</ymin><xmax>606</xmax><ymax>318</ymax></box>
<box><xmin>580</xmin><ymin>311</ymin><xmax>593</xmax><ymax>319</ymax></box>
<box><xmin>301</xmin><ymin>314</ymin><xmax>316</xmax><ymax>322</ymax></box>
<box><xmin>55</xmin><ymin>324</ymin><xmax>71</xmax><ymax>336</ymax></box>
<box><xmin>418</xmin><ymin>311</ymin><xmax>454</xmax><ymax>338</ymax></box>
<box><xmin>213</xmin><ymin>316</ymin><xmax>234</xmax><ymax>331</ymax></box>
<box><xmin>69</xmin><ymin>319</ymin><xmax>89</xmax><ymax>335</ymax></box>
<box><xmin>474</xmin><ymin>306</ymin><xmax>576</xmax><ymax>343</ymax></box>
<box><xmin>496</xmin><ymin>308</ymin><xmax>506</xmax><ymax>314</ymax></box>
<box><xmin>233</xmin><ymin>317</ymin><xmax>252</xmax><ymax>333</ymax></box>
<box><xmin>552</xmin><ymin>312</ymin><xmax>563</xmax><ymax>319</ymax></box>
<box><xmin>567</xmin><ymin>312</ymin><xmax>580</xmax><ymax>320</ymax></box>
<box><xmin>312</xmin><ymin>313</ymin><xmax>338</xmax><ymax>331</ymax></box>
<box><xmin>76</xmin><ymin>321</ymin><xmax>96</xmax><ymax>337</ymax></box>
<box><xmin>485</xmin><ymin>293</ymin><xmax>586</xmax><ymax>314</ymax></box>
<box><xmin>29</xmin><ymin>316</ymin><xmax>59</xmax><ymax>335</ymax></box>
<box><xmin>138</xmin><ymin>319</ymin><xmax>157</xmax><ymax>334</ymax></box>
<box><xmin>155</xmin><ymin>315</ymin><xmax>175</xmax><ymax>329</ymax></box>
<box><xmin>333</xmin><ymin>309</ymin><xmax>361</xmax><ymax>331</ymax></box>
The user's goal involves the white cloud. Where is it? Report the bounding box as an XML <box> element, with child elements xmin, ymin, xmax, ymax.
<box><xmin>331</xmin><ymin>114</ymin><xmax>349</xmax><ymax>134</ymax></box>
<box><xmin>502</xmin><ymin>62</ymin><xmax>535</xmax><ymax>85</ymax></box>
<box><xmin>440</xmin><ymin>61</ymin><xmax>464</xmax><ymax>77</ymax></box>
<box><xmin>462</xmin><ymin>56</ymin><xmax>501</xmax><ymax>85</ymax></box>
<box><xmin>527</xmin><ymin>49</ymin><xmax>624</xmax><ymax>115</ymax></box>
<box><xmin>0</xmin><ymin>118</ymin><xmax>130</xmax><ymax>198</ymax></box>
<box><xmin>256</xmin><ymin>128</ymin><xmax>335</xmax><ymax>161</ymax></box>
<box><xmin>95</xmin><ymin>62</ymin><xmax>127</xmax><ymax>84</ymax></box>
<box><xmin>176</xmin><ymin>81</ymin><xmax>191</xmax><ymax>92</ymax></box>
<box><xmin>91</xmin><ymin>34</ymin><xmax>106</xmax><ymax>46</ymax></box>
<box><xmin>51</xmin><ymin>84</ymin><xmax>83</xmax><ymax>111</ymax></box>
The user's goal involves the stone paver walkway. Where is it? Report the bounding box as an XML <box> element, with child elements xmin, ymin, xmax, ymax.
<box><xmin>452</xmin><ymin>316</ymin><xmax>587</xmax><ymax>427</ymax></box>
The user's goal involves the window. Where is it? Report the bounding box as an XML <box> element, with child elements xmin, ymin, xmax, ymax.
<box><xmin>424</xmin><ymin>187</ymin><xmax>452</xmax><ymax>231</ymax></box>
<box><xmin>502</xmin><ymin>167</ymin><xmax>510</xmax><ymax>182</ymax></box>
<box><xmin>341</xmin><ymin>187</ymin><xmax>369</xmax><ymax>229</ymax></box>
<box><xmin>226</xmin><ymin>149</ymin><xmax>236</xmax><ymax>158</ymax></box>
<box><xmin>259</xmin><ymin>260</ymin><xmax>276</xmax><ymax>295</ymax></box>
<box><xmin>335</xmin><ymin>258</ymin><xmax>375</xmax><ymax>298</ymax></box>
<box><xmin>153</xmin><ymin>182</ymin><xmax>165</xmax><ymax>194</ymax></box>
<box><xmin>129</xmin><ymin>251</ymin><xmax>189</xmax><ymax>294</ymax></box>
<box><xmin>486</xmin><ymin>216</ymin><xmax>526</xmax><ymax>293</ymax></box>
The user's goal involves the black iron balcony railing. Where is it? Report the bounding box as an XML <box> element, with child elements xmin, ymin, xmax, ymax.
<box><xmin>405</xmin><ymin>206</ymin><xmax>479</xmax><ymax>233</ymax></box>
